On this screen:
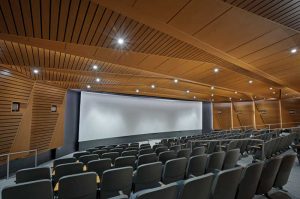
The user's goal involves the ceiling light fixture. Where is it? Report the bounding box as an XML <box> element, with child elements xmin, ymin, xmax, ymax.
<box><xmin>151</xmin><ymin>84</ymin><xmax>156</xmax><ymax>89</ymax></box>
<box><xmin>273</xmin><ymin>91</ymin><xmax>276</xmax><ymax>94</ymax></box>
<box><xmin>96</xmin><ymin>78</ymin><xmax>101</xmax><ymax>82</ymax></box>
<box><xmin>211</xmin><ymin>93</ymin><xmax>214</xmax><ymax>97</ymax></box>
<box><xmin>211</xmin><ymin>86</ymin><xmax>214</xmax><ymax>90</ymax></box>
<box><xmin>136</xmin><ymin>89</ymin><xmax>140</xmax><ymax>93</ymax></box>
<box><xmin>186</xmin><ymin>90</ymin><xmax>190</xmax><ymax>93</ymax></box>
<box><xmin>87</xmin><ymin>85</ymin><xmax>91</xmax><ymax>89</ymax></box>
<box><xmin>240</xmin><ymin>98</ymin><xmax>242</xmax><ymax>101</ymax></box>
<box><xmin>269</xmin><ymin>87</ymin><xmax>273</xmax><ymax>90</ymax></box>
<box><xmin>193</xmin><ymin>96</ymin><xmax>196</xmax><ymax>99</ymax></box>
<box><xmin>117</xmin><ymin>38</ymin><xmax>124</xmax><ymax>45</ymax></box>
<box><xmin>248</xmin><ymin>80</ymin><xmax>253</xmax><ymax>84</ymax></box>
<box><xmin>33</xmin><ymin>69</ymin><xmax>39</xmax><ymax>74</ymax></box>
<box><xmin>92</xmin><ymin>65</ymin><xmax>98</xmax><ymax>70</ymax></box>
<box><xmin>229</xmin><ymin>97</ymin><xmax>232</xmax><ymax>100</ymax></box>
<box><xmin>174</xmin><ymin>79</ymin><xmax>179</xmax><ymax>83</ymax></box>
<box><xmin>213</xmin><ymin>68</ymin><xmax>219</xmax><ymax>73</ymax></box>
<box><xmin>290</xmin><ymin>48</ymin><xmax>297</xmax><ymax>54</ymax></box>
<box><xmin>235</xmin><ymin>91</ymin><xmax>238</xmax><ymax>94</ymax></box>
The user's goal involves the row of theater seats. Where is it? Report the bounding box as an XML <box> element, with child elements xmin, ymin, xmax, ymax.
<box><xmin>2</xmin><ymin>153</ymin><xmax>296</xmax><ymax>199</ymax></box>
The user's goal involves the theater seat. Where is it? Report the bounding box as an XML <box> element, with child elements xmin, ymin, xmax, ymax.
<box><xmin>53</xmin><ymin>157</ymin><xmax>77</xmax><ymax>169</ymax></box>
<box><xmin>87</xmin><ymin>159</ymin><xmax>112</xmax><ymax>177</ymax></box>
<box><xmin>58</xmin><ymin>172</ymin><xmax>97</xmax><ymax>199</ymax></box>
<box><xmin>222</xmin><ymin>149</ymin><xmax>240</xmax><ymax>170</ymax></box>
<box><xmin>236</xmin><ymin>161</ymin><xmax>264</xmax><ymax>199</ymax></box>
<box><xmin>53</xmin><ymin>162</ymin><xmax>84</xmax><ymax>184</ymax></box>
<box><xmin>114</xmin><ymin>156</ymin><xmax>137</xmax><ymax>169</ymax></box>
<box><xmin>79</xmin><ymin>154</ymin><xmax>99</xmax><ymax>165</ymax></box>
<box><xmin>122</xmin><ymin>150</ymin><xmax>138</xmax><ymax>157</ymax></box>
<box><xmin>16</xmin><ymin>167</ymin><xmax>51</xmax><ymax>184</ymax></box>
<box><xmin>206</xmin><ymin>151</ymin><xmax>225</xmax><ymax>173</ymax></box>
<box><xmin>139</xmin><ymin>148</ymin><xmax>154</xmax><ymax>156</ymax></box>
<box><xmin>2</xmin><ymin>179</ymin><xmax>53</xmax><ymax>199</ymax></box>
<box><xmin>133</xmin><ymin>162</ymin><xmax>163</xmax><ymax>192</ymax></box>
<box><xmin>137</xmin><ymin>153</ymin><xmax>158</xmax><ymax>166</ymax></box>
<box><xmin>191</xmin><ymin>147</ymin><xmax>205</xmax><ymax>156</ymax></box>
<box><xmin>177</xmin><ymin>173</ymin><xmax>214</xmax><ymax>199</ymax></box>
<box><xmin>186</xmin><ymin>154</ymin><xmax>207</xmax><ymax>177</ymax></box>
<box><xmin>273</xmin><ymin>153</ymin><xmax>296</xmax><ymax>189</ymax></box>
<box><xmin>162</xmin><ymin>158</ymin><xmax>187</xmax><ymax>184</ymax></box>
<box><xmin>102</xmin><ymin>152</ymin><xmax>120</xmax><ymax>164</ymax></box>
<box><xmin>73</xmin><ymin>151</ymin><xmax>90</xmax><ymax>159</ymax></box>
<box><xmin>129</xmin><ymin>183</ymin><xmax>178</xmax><ymax>199</ymax></box>
<box><xmin>177</xmin><ymin>149</ymin><xmax>191</xmax><ymax>159</ymax></box>
<box><xmin>211</xmin><ymin>167</ymin><xmax>243</xmax><ymax>199</ymax></box>
<box><xmin>100</xmin><ymin>167</ymin><xmax>133</xmax><ymax>199</ymax></box>
<box><xmin>158</xmin><ymin>151</ymin><xmax>177</xmax><ymax>164</ymax></box>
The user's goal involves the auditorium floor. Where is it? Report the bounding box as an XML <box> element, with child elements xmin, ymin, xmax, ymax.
<box><xmin>0</xmin><ymin>151</ymin><xmax>299</xmax><ymax>199</ymax></box>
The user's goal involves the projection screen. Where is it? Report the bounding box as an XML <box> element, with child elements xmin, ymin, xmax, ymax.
<box><xmin>79</xmin><ymin>92</ymin><xmax>202</xmax><ymax>142</ymax></box>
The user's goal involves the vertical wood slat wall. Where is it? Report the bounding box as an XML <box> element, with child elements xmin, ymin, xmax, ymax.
<box><xmin>0</xmin><ymin>66</ymin><xmax>66</xmax><ymax>162</ymax></box>
<box><xmin>213</xmin><ymin>99</ymin><xmax>300</xmax><ymax>130</ymax></box>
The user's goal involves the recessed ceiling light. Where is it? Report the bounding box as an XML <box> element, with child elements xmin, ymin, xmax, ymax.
<box><xmin>269</xmin><ymin>87</ymin><xmax>273</xmax><ymax>90</ymax></box>
<box><xmin>193</xmin><ymin>96</ymin><xmax>196</xmax><ymax>99</ymax></box>
<box><xmin>235</xmin><ymin>91</ymin><xmax>238</xmax><ymax>94</ymax></box>
<box><xmin>33</xmin><ymin>69</ymin><xmax>39</xmax><ymax>74</ymax></box>
<box><xmin>248</xmin><ymin>80</ymin><xmax>253</xmax><ymax>84</ymax></box>
<box><xmin>213</xmin><ymin>68</ymin><xmax>219</xmax><ymax>73</ymax></box>
<box><xmin>117</xmin><ymin>38</ymin><xmax>124</xmax><ymax>45</ymax></box>
<box><xmin>212</xmin><ymin>99</ymin><xmax>214</xmax><ymax>102</ymax></box>
<box><xmin>96</xmin><ymin>78</ymin><xmax>101</xmax><ymax>82</ymax></box>
<box><xmin>151</xmin><ymin>84</ymin><xmax>156</xmax><ymax>89</ymax></box>
<box><xmin>290</xmin><ymin>48</ymin><xmax>297</xmax><ymax>54</ymax></box>
<box><xmin>240</xmin><ymin>98</ymin><xmax>242</xmax><ymax>101</ymax></box>
<box><xmin>229</xmin><ymin>97</ymin><xmax>232</xmax><ymax>100</ymax></box>
<box><xmin>87</xmin><ymin>85</ymin><xmax>91</xmax><ymax>89</ymax></box>
<box><xmin>211</xmin><ymin>93</ymin><xmax>214</xmax><ymax>97</ymax></box>
<box><xmin>254</xmin><ymin>96</ymin><xmax>256</xmax><ymax>99</ymax></box>
<box><xmin>186</xmin><ymin>90</ymin><xmax>190</xmax><ymax>93</ymax></box>
<box><xmin>92</xmin><ymin>65</ymin><xmax>98</xmax><ymax>70</ymax></box>
<box><xmin>136</xmin><ymin>89</ymin><xmax>140</xmax><ymax>93</ymax></box>
<box><xmin>211</xmin><ymin>86</ymin><xmax>214</xmax><ymax>90</ymax></box>
<box><xmin>285</xmin><ymin>93</ymin><xmax>288</xmax><ymax>96</ymax></box>
<box><xmin>273</xmin><ymin>91</ymin><xmax>276</xmax><ymax>94</ymax></box>
<box><xmin>174</xmin><ymin>79</ymin><xmax>179</xmax><ymax>83</ymax></box>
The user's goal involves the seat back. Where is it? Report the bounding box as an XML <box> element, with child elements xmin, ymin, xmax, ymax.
<box><xmin>100</xmin><ymin>167</ymin><xmax>133</xmax><ymax>198</ymax></box>
<box><xmin>134</xmin><ymin>162</ymin><xmax>163</xmax><ymax>192</ymax></box>
<box><xmin>274</xmin><ymin>153</ymin><xmax>296</xmax><ymax>188</ymax></box>
<box><xmin>211</xmin><ymin>167</ymin><xmax>243</xmax><ymax>199</ymax></box>
<box><xmin>58</xmin><ymin>172</ymin><xmax>97</xmax><ymax>199</ymax></box>
<box><xmin>92</xmin><ymin>149</ymin><xmax>108</xmax><ymax>157</ymax></box>
<box><xmin>236</xmin><ymin>161</ymin><xmax>264</xmax><ymax>199</ymax></box>
<box><xmin>162</xmin><ymin>158</ymin><xmax>187</xmax><ymax>184</ymax></box>
<box><xmin>256</xmin><ymin>156</ymin><xmax>283</xmax><ymax>195</ymax></box>
<box><xmin>206</xmin><ymin>151</ymin><xmax>225</xmax><ymax>173</ymax></box>
<box><xmin>16</xmin><ymin>167</ymin><xmax>50</xmax><ymax>184</ymax></box>
<box><xmin>130</xmin><ymin>183</ymin><xmax>178</xmax><ymax>199</ymax></box>
<box><xmin>102</xmin><ymin>152</ymin><xmax>120</xmax><ymax>164</ymax></box>
<box><xmin>2</xmin><ymin>179</ymin><xmax>53</xmax><ymax>199</ymax></box>
<box><xmin>186</xmin><ymin>155</ymin><xmax>207</xmax><ymax>177</ymax></box>
<box><xmin>155</xmin><ymin>146</ymin><xmax>168</xmax><ymax>155</ymax></box>
<box><xmin>53</xmin><ymin>157</ymin><xmax>77</xmax><ymax>168</ymax></box>
<box><xmin>137</xmin><ymin>153</ymin><xmax>158</xmax><ymax>166</ymax></box>
<box><xmin>177</xmin><ymin>149</ymin><xmax>191</xmax><ymax>159</ymax></box>
<box><xmin>191</xmin><ymin>147</ymin><xmax>205</xmax><ymax>156</ymax></box>
<box><xmin>222</xmin><ymin>149</ymin><xmax>240</xmax><ymax>170</ymax></box>
<box><xmin>114</xmin><ymin>156</ymin><xmax>137</xmax><ymax>169</ymax></box>
<box><xmin>53</xmin><ymin>162</ymin><xmax>83</xmax><ymax>184</ymax></box>
<box><xmin>73</xmin><ymin>151</ymin><xmax>90</xmax><ymax>159</ymax></box>
<box><xmin>170</xmin><ymin>145</ymin><xmax>181</xmax><ymax>153</ymax></box>
<box><xmin>158</xmin><ymin>151</ymin><xmax>177</xmax><ymax>164</ymax></box>
<box><xmin>110</xmin><ymin>148</ymin><xmax>124</xmax><ymax>155</ymax></box>
<box><xmin>79</xmin><ymin>154</ymin><xmax>99</xmax><ymax>165</ymax></box>
<box><xmin>87</xmin><ymin>159</ymin><xmax>111</xmax><ymax>177</ymax></box>
<box><xmin>178</xmin><ymin>173</ymin><xmax>214</xmax><ymax>199</ymax></box>
<box><xmin>139</xmin><ymin>148</ymin><xmax>154</xmax><ymax>155</ymax></box>
<box><xmin>122</xmin><ymin>150</ymin><xmax>138</xmax><ymax>157</ymax></box>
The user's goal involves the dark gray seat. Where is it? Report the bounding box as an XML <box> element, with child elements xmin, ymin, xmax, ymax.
<box><xmin>177</xmin><ymin>149</ymin><xmax>191</xmax><ymax>159</ymax></box>
<box><xmin>133</xmin><ymin>162</ymin><xmax>163</xmax><ymax>192</ymax></box>
<box><xmin>186</xmin><ymin>155</ymin><xmax>207</xmax><ymax>177</ymax></box>
<box><xmin>158</xmin><ymin>151</ymin><xmax>177</xmax><ymax>164</ymax></box>
<box><xmin>122</xmin><ymin>150</ymin><xmax>138</xmax><ymax>157</ymax></box>
<box><xmin>73</xmin><ymin>151</ymin><xmax>90</xmax><ymax>159</ymax></box>
<box><xmin>162</xmin><ymin>158</ymin><xmax>187</xmax><ymax>184</ymax></box>
<box><xmin>139</xmin><ymin>148</ymin><xmax>154</xmax><ymax>156</ymax></box>
<box><xmin>79</xmin><ymin>154</ymin><xmax>99</xmax><ymax>165</ymax></box>
<box><xmin>87</xmin><ymin>159</ymin><xmax>112</xmax><ymax>177</ymax></box>
<box><xmin>93</xmin><ymin>149</ymin><xmax>108</xmax><ymax>157</ymax></box>
<box><xmin>222</xmin><ymin>149</ymin><xmax>240</xmax><ymax>170</ymax></box>
<box><xmin>236</xmin><ymin>161</ymin><xmax>264</xmax><ymax>199</ymax></box>
<box><xmin>114</xmin><ymin>156</ymin><xmax>137</xmax><ymax>169</ymax></box>
<box><xmin>211</xmin><ymin>167</ymin><xmax>243</xmax><ymax>199</ymax></box>
<box><xmin>16</xmin><ymin>167</ymin><xmax>51</xmax><ymax>184</ymax></box>
<box><xmin>2</xmin><ymin>179</ymin><xmax>53</xmax><ymax>199</ymax></box>
<box><xmin>86</xmin><ymin>148</ymin><xmax>98</xmax><ymax>153</ymax></box>
<box><xmin>178</xmin><ymin>173</ymin><xmax>214</xmax><ymax>199</ymax></box>
<box><xmin>53</xmin><ymin>162</ymin><xmax>83</xmax><ymax>184</ymax></box>
<box><xmin>170</xmin><ymin>145</ymin><xmax>181</xmax><ymax>153</ymax></box>
<box><xmin>155</xmin><ymin>146</ymin><xmax>168</xmax><ymax>155</ymax></box>
<box><xmin>110</xmin><ymin>148</ymin><xmax>124</xmax><ymax>155</ymax></box>
<box><xmin>58</xmin><ymin>172</ymin><xmax>97</xmax><ymax>199</ymax></box>
<box><xmin>256</xmin><ymin>156</ymin><xmax>283</xmax><ymax>195</ymax></box>
<box><xmin>100</xmin><ymin>167</ymin><xmax>133</xmax><ymax>199</ymax></box>
<box><xmin>129</xmin><ymin>183</ymin><xmax>178</xmax><ymax>199</ymax></box>
<box><xmin>140</xmin><ymin>144</ymin><xmax>151</xmax><ymax>150</ymax></box>
<box><xmin>191</xmin><ymin>147</ymin><xmax>205</xmax><ymax>156</ymax></box>
<box><xmin>102</xmin><ymin>152</ymin><xmax>120</xmax><ymax>164</ymax></box>
<box><xmin>206</xmin><ymin>151</ymin><xmax>225</xmax><ymax>173</ymax></box>
<box><xmin>273</xmin><ymin>153</ymin><xmax>296</xmax><ymax>189</ymax></box>
<box><xmin>53</xmin><ymin>157</ymin><xmax>77</xmax><ymax>168</ymax></box>
<box><xmin>137</xmin><ymin>153</ymin><xmax>158</xmax><ymax>166</ymax></box>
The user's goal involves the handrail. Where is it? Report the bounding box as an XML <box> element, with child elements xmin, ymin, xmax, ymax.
<box><xmin>0</xmin><ymin>149</ymin><xmax>38</xmax><ymax>180</ymax></box>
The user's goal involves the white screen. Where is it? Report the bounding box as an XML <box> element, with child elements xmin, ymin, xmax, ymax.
<box><xmin>79</xmin><ymin>92</ymin><xmax>202</xmax><ymax>142</ymax></box>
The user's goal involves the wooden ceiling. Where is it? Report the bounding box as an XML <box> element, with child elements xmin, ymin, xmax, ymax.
<box><xmin>0</xmin><ymin>0</ymin><xmax>299</xmax><ymax>102</ymax></box>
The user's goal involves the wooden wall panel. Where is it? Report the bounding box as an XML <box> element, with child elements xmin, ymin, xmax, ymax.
<box><xmin>255</xmin><ymin>100</ymin><xmax>281</xmax><ymax>129</ymax></box>
<box><xmin>0</xmin><ymin>66</ymin><xmax>66</xmax><ymax>162</ymax></box>
<box><xmin>233</xmin><ymin>101</ymin><xmax>254</xmax><ymax>128</ymax></box>
<box><xmin>213</xmin><ymin>103</ymin><xmax>231</xmax><ymax>130</ymax></box>
<box><xmin>281</xmin><ymin>98</ymin><xmax>300</xmax><ymax>128</ymax></box>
